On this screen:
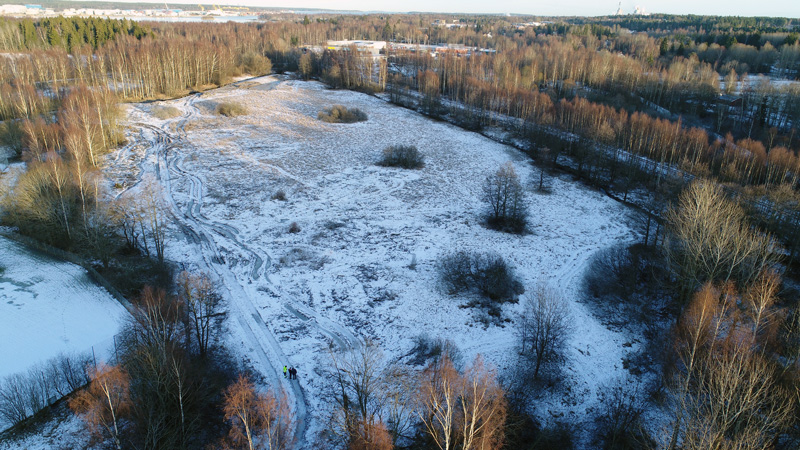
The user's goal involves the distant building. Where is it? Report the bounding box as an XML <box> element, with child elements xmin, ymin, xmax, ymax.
<box><xmin>431</xmin><ymin>19</ymin><xmax>468</xmax><ymax>29</ymax></box>
<box><xmin>390</xmin><ymin>42</ymin><xmax>494</xmax><ymax>57</ymax></box>
<box><xmin>513</xmin><ymin>21</ymin><xmax>545</xmax><ymax>30</ymax></box>
<box><xmin>326</xmin><ymin>40</ymin><xmax>387</xmax><ymax>57</ymax></box>
<box><xmin>0</xmin><ymin>4</ymin><xmax>28</xmax><ymax>14</ymax></box>
<box><xmin>718</xmin><ymin>94</ymin><xmax>743</xmax><ymax>107</ymax></box>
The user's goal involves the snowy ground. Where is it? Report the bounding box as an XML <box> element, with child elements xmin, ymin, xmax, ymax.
<box><xmin>111</xmin><ymin>75</ymin><xmax>642</xmax><ymax>446</ymax></box>
<box><xmin>0</xmin><ymin>236</ymin><xmax>127</xmax><ymax>381</ymax></box>
<box><xmin>0</xmin><ymin>404</ymin><xmax>89</xmax><ymax>450</ymax></box>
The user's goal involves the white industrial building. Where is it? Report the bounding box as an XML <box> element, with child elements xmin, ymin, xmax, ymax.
<box><xmin>326</xmin><ymin>40</ymin><xmax>387</xmax><ymax>57</ymax></box>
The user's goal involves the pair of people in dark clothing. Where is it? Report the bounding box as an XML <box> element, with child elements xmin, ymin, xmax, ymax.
<box><xmin>288</xmin><ymin>367</ymin><xmax>297</xmax><ymax>379</ymax></box>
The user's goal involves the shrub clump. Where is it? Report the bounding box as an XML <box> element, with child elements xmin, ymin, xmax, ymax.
<box><xmin>151</xmin><ymin>105</ymin><xmax>182</xmax><ymax>120</ymax></box>
<box><xmin>483</xmin><ymin>162</ymin><xmax>528</xmax><ymax>234</ymax></box>
<box><xmin>272</xmin><ymin>190</ymin><xmax>287</xmax><ymax>201</ymax></box>
<box><xmin>408</xmin><ymin>334</ymin><xmax>462</xmax><ymax>366</ymax></box>
<box><xmin>317</xmin><ymin>105</ymin><xmax>368</xmax><ymax>123</ymax></box>
<box><xmin>438</xmin><ymin>250</ymin><xmax>524</xmax><ymax>302</ymax></box>
<box><xmin>379</xmin><ymin>145</ymin><xmax>425</xmax><ymax>169</ymax></box>
<box><xmin>288</xmin><ymin>222</ymin><xmax>301</xmax><ymax>233</ymax></box>
<box><xmin>217</xmin><ymin>101</ymin><xmax>247</xmax><ymax>117</ymax></box>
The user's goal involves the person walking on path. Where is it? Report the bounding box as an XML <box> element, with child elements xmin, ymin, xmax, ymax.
<box><xmin>283</xmin><ymin>365</ymin><xmax>288</xmax><ymax>378</ymax></box>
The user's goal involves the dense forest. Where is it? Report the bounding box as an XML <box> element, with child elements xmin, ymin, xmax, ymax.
<box><xmin>0</xmin><ymin>11</ymin><xmax>799</xmax><ymax>450</ymax></box>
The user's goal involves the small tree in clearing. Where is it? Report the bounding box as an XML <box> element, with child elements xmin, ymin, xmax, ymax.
<box><xmin>482</xmin><ymin>162</ymin><xmax>527</xmax><ymax>233</ymax></box>
<box><xmin>535</xmin><ymin>147</ymin><xmax>552</xmax><ymax>193</ymax></box>
<box><xmin>518</xmin><ymin>283</ymin><xmax>571</xmax><ymax>381</ymax></box>
<box><xmin>70</xmin><ymin>364</ymin><xmax>131</xmax><ymax>450</ymax></box>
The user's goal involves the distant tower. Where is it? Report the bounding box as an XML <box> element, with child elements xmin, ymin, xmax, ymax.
<box><xmin>615</xmin><ymin>1</ymin><xmax>624</xmax><ymax>15</ymax></box>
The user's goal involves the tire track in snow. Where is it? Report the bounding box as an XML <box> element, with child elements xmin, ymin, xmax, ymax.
<box><xmin>122</xmin><ymin>86</ymin><xmax>363</xmax><ymax>447</ymax></box>
<box><xmin>119</xmin><ymin>102</ymin><xmax>312</xmax><ymax>445</ymax></box>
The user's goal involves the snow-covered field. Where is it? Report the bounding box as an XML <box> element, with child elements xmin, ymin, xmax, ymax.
<box><xmin>113</xmin><ymin>75</ymin><xmax>641</xmax><ymax>446</ymax></box>
<box><xmin>0</xmin><ymin>236</ymin><xmax>127</xmax><ymax>379</ymax></box>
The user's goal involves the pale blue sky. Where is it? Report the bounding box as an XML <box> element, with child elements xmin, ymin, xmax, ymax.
<box><xmin>154</xmin><ymin>0</ymin><xmax>799</xmax><ymax>17</ymax></box>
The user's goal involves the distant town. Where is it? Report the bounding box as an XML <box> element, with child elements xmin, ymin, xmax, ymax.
<box><xmin>0</xmin><ymin>3</ymin><xmax>279</xmax><ymax>19</ymax></box>
<box><xmin>0</xmin><ymin>2</ymin><xmax>656</xmax><ymax>20</ymax></box>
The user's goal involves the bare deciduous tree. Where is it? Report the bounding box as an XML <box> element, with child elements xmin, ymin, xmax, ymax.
<box><xmin>222</xmin><ymin>374</ymin><xmax>291</xmax><ymax>450</ymax></box>
<box><xmin>418</xmin><ymin>353</ymin><xmax>506</xmax><ymax>450</ymax></box>
<box><xmin>70</xmin><ymin>364</ymin><xmax>131</xmax><ymax>450</ymax></box>
<box><xmin>534</xmin><ymin>147</ymin><xmax>551</xmax><ymax>193</ymax></box>
<box><xmin>177</xmin><ymin>271</ymin><xmax>222</xmax><ymax>357</ymax></box>
<box><xmin>140</xmin><ymin>177</ymin><xmax>169</xmax><ymax>263</ymax></box>
<box><xmin>518</xmin><ymin>283</ymin><xmax>571</xmax><ymax>381</ymax></box>
<box><xmin>482</xmin><ymin>162</ymin><xmax>527</xmax><ymax>233</ymax></box>
<box><xmin>664</xmin><ymin>181</ymin><xmax>779</xmax><ymax>301</ymax></box>
<box><xmin>329</xmin><ymin>342</ymin><xmax>416</xmax><ymax>448</ymax></box>
<box><xmin>667</xmin><ymin>282</ymin><xmax>795</xmax><ymax>450</ymax></box>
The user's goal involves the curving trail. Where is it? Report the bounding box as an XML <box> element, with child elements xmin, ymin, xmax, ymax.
<box><xmin>122</xmin><ymin>90</ymin><xmax>364</xmax><ymax>448</ymax></box>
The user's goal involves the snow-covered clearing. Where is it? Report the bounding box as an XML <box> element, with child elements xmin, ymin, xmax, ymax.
<box><xmin>114</xmin><ymin>75</ymin><xmax>641</xmax><ymax>446</ymax></box>
<box><xmin>0</xmin><ymin>234</ymin><xmax>127</xmax><ymax>386</ymax></box>
<box><xmin>0</xmin><ymin>405</ymin><xmax>89</xmax><ymax>450</ymax></box>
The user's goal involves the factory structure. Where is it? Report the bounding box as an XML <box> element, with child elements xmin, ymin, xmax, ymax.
<box><xmin>614</xmin><ymin>2</ymin><xmax>650</xmax><ymax>16</ymax></box>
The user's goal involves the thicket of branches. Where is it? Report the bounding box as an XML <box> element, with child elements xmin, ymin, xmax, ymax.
<box><xmin>67</xmin><ymin>277</ymin><xmax>245</xmax><ymax>449</ymax></box>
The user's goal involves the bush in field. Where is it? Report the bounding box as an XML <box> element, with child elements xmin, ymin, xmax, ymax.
<box><xmin>483</xmin><ymin>162</ymin><xmax>528</xmax><ymax>234</ymax></box>
<box><xmin>438</xmin><ymin>250</ymin><xmax>523</xmax><ymax>302</ymax></box>
<box><xmin>594</xmin><ymin>378</ymin><xmax>655</xmax><ymax>450</ymax></box>
<box><xmin>317</xmin><ymin>105</ymin><xmax>368</xmax><ymax>123</ymax></box>
<box><xmin>378</xmin><ymin>145</ymin><xmax>424</xmax><ymax>169</ymax></box>
<box><xmin>217</xmin><ymin>101</ymin><xmax>247</xmax><ymax>117</ymax></box>
<box><xmin>288</xmin><ymin>222</ymin><xmax>301</xmax><ymax>233</ymax></box>
<box><xmin>151</xmin><ymin>105</ymin><xmax>181</xmax><ymax>120</ymax></box>
<box><xmin>272</xmin><ymin>190</ymin><xmax>287</xmax><ymax>201</ymax></box>
<box><xmin>583</xmin><ymin>243</ymin><xmax>671</xmax><ymax>328</ymax></box>
<box><xmin>408</xmin><ymin>334</ymin><xmax>463</xmax><ymax>366</ymax></box>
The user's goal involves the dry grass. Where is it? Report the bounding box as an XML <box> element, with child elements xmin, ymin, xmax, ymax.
<box><xmin>217</xmin><ymin>101</ymin><xmax>248</xmax><ymax>117</ymax></box>
<box><xmin>318</xmin><ymin>105</ymin><xmax>367</xmax><ymax>123</ymax></box>
<box><xmin>151</xmin><ymin>105</ymin><xmax>182</xmax><ymax>120</ymax></box>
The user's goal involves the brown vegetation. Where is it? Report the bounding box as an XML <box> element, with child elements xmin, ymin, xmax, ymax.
<box><xmin>222</xmin><ymin>374</ymin><xmax>291</xmax><ymax>450</ymax></box>
<box><xmin>667</xmin><ymin>281</ymin><xmax>796</xmax><ymax>450</ymax></box>
<box><xmin>70</xmin><ymin>364</ymin><xmax>131</xmax><ymax>450</ymax></box>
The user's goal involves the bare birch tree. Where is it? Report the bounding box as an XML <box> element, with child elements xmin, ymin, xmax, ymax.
<box><xmin>664</xmin><ymin>181</ymin><xmax>779</xmax><ymax>301</ymax></box>
<box><xmin>70</xmin><ymin>364</ymin><xmax>131</xmax><ymax>450</ymax></box>
<box><xmin>177</xmin><ymin>271</ymin><xmax>222</xmax><ymax>357</ymax></box>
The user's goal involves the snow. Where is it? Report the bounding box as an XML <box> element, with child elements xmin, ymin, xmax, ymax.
<box><xmin>0</xmin><ymin>404</ymin><xmax>90</xmax><ymax>450</ymax></box>
<box><xmin>0</xmin><ymin>235</ymin><xmax>128</xmax><ymax>380</ymax></box>
<box><xmin>108</xmin><ymin>75</ymin><xmax>642</xmax><ymax>447</ymax></box>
